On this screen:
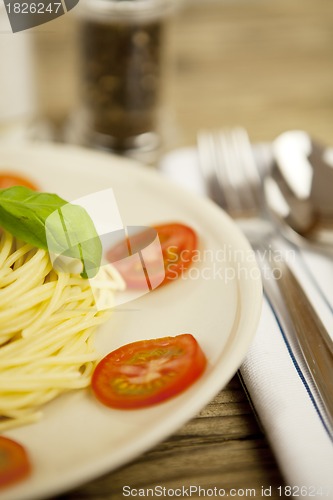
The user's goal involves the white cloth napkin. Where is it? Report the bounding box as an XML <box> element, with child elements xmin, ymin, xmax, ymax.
<box><xmin>159</xmin><ymin>146</ymin><xmax>333</xmax><ymax>496</ymax></box>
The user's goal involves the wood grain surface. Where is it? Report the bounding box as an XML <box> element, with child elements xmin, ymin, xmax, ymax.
<box><xmin>31</xmin><ymin>1</ymin><xmax>333</xmax><ymax>498</ymax></box>
<box><xmin>163</xmin><ymin>0</ymin><xmax>333</xmax><ymax>149</ymax></box>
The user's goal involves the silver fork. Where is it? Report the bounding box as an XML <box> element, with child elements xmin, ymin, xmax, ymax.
<box><xmin>197</xmin><ymin>127</ymin><xmax>333</xmax><ymax>430</ymax></box>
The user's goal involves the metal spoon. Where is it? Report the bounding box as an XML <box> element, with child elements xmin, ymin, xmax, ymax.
<box><xmin>264</xmin><ymin>130</ymin><xmax>333</xmax><ymax>255</ymax></box>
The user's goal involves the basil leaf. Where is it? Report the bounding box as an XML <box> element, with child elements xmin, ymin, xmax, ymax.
<box><xmin>45</xmin><ymin>201</ymin><xmax>102</xmax><ymax>279</ymax></box>
<box><xmin>0</xmin><ymin>186</ymin><xmax>101</xmax><ymax>278</ymax></box>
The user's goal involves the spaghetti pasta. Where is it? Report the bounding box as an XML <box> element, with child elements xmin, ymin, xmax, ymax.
<box><xmin>0</xmin><ymin>228</ymin><xmax>124</xmax><ymax>431</ymax></box>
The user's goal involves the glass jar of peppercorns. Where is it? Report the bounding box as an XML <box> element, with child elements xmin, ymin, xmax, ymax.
<box><xmin>74</xmin><ymin>0</ymin><xmax>175</xmax><ymax>161</ymax></box>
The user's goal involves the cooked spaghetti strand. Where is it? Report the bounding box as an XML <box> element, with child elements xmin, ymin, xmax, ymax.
<box><xmin>0</xmin><ymin>230</ymin><xmax>124</xmax><ymax>431</ymax></box>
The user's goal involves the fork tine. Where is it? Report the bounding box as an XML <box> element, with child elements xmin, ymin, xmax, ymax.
<box><xmin>198</xmin><ymin>127</ymin><xmax>262</xmax><ymax>217</ymax></box>
<box><xmin>228</xmin><ymin>128</ymin><xmax>258</xmax><ymax>212</ymax></box>
<box><xmin>232</xmin><ymin>127</ymin><xmax>262</xmax><ymax>207</ymax></box>
<box><xmin>214</xmin><ymin>128</ymin><xmax>258</xmax><ymax>216</ymax></box>
<box><xmin>215</xmin><ymin>130</ymin><xmax>245</xmax><ymax>214</ymax></box>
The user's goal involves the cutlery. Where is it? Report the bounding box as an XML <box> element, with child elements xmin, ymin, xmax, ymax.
<box><xmin>265</xmin><ymin>130</ymin><xmax>333</xmax><ymax>255</ymax></box>
<box><xmin>197</xmin><ymin>127</ymin><xmax>333</xmax><ymax>429</ymax></box>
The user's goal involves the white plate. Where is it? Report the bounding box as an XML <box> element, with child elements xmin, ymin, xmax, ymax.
<box><xmin>0</xmin><ymin>143</ymin><xmax>262</xmax><ymax>500</ymax></box>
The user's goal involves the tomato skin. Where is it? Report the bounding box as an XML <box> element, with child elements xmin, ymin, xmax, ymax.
<box><xmin>0</xmin><ymin>172</ymin><xmax>38</xmax><ymax>190</ymax></box>
<box><xmin>91</xmin><ymin>334</ymin><xmax>207</xmax><ymax>410</ymax></box>
<box><xmin>0</xmin><ymin>436</ymin><xmax>31</xmax><ymax>490</ymax></box>
<box><xmin>106</xmin><ymin>222</ymin><xmax>197</xmax><ymax>289</ymax></box>
<box><xmin>155</xmin><ymin>223</ymin><xmax>197</xmax><ymax>286</ymax></box>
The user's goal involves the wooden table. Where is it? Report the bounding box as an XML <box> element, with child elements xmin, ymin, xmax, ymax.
<box><xmin>31</xmin><ymin>1</ymin><xmax>333</xmax><ymax>498</ymax></box>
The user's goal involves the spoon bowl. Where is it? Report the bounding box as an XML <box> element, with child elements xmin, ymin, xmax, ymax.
<box><xmin>264</xmin><ymin>130</ymin><xmax>333</xmax><ymax>255</ymax></box>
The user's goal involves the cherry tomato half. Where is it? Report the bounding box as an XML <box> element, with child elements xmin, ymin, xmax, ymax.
<box><xmin>0</xmin><ymin>436</ymin><xmax>31</xmax><ymax>490</ymax></box>
<box><xmin>0</xmin><ymin>172</ymin><xmax>38</xmax><ymax>190</ymax></box>
<box><xmin>106</xmin><ymin>222</ymin><xmax>197</xmax><ymax>288</ymax></box>
<box><xmin>91</xmin><ymin>334</ymin><xmax>207</xmax><ymax>409</ymax></box>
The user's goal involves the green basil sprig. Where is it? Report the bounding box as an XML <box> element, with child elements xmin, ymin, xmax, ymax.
<box><xmin>0</xmin><ymin>187</ymin><xmax>101</xmax><ymax>278</ymax></box>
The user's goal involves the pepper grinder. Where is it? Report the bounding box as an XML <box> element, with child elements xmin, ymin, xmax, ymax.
<box><xmin>72</xmin><ymin>0</ymin><xmax>175</xmax><ymax>162</ymax></box>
